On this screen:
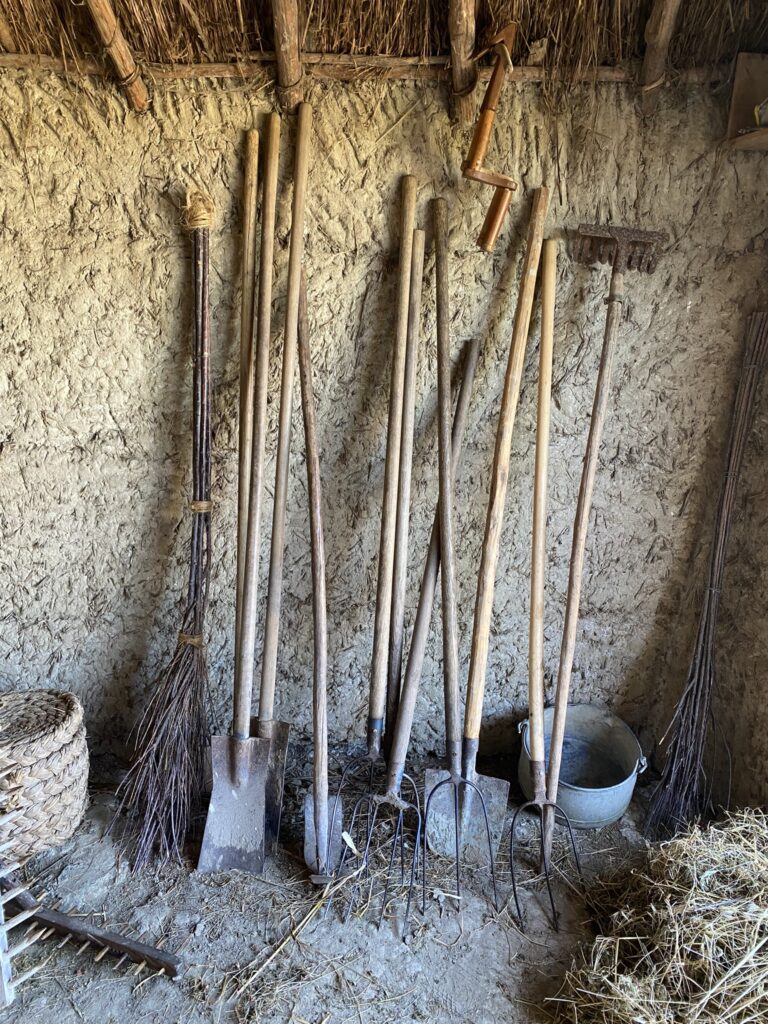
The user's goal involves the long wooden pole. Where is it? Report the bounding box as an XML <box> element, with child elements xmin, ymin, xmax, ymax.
<box><xmin>234</xmin><ymin>130</ymin><xmax>259</xmax><ymax>688</ymax></box>
<box><xmin>462</xmin><ymin>187</ymin><xmax>550</xmax><ymax>777</ymax></box>
<box><xmin>640</xmin><ymin>0</ymin><xmax>683</xmax><ymax>114</ymax></box>
<box><xmin>0</xmin><ymin>52</ymin><xmax>722</xmax><ymax>86</ymax></box>
<box><xmin>235</xmin><ymin>115</ymin><xmax>281</xmax><ymax>738</ymax></box>
<box><xmin>448</xmin><ymin>0</ymin><xmax>477</xmax><ymax>125</ymax></box>
<box><xmin>84</xmin><ymin>0</ymin><xmax>149</xmax><ymax>112</ymax></box>
<box><xmin>258</xmin><ymin>102</ymin><xmax>312</xmax><ymax>737</ymax></box>
<box><xmin>271</xmin><ymin>0</ymin><xmax>303</xmax><ymax>111</ymax></box>
<box><xmin>528</xmin><ymin>240</ymin><xmax>556</xmax><ymax>803</ymax></box>
<box><xmin>297</xmin><ymin>271</ymin><xmax>330</xmax><ymax>874</ymax></box>
<box><xmin>369</xmin><ymin>176</ymin><xmax>416</xmax><ymax>759</ymax></box>
<box><xmin>543</xmin><ymin>261</ymin><xmax>625</xmax><ymax>856</ymax></box>
<box><xmin>386</xmin><ymin>228</ymin><xmax>425</xmax><ymax>744</ymax></box>
<box><xmin>0</xmin><ymin>15</ymin><xmax>16</xmax><ymax>53</ymax></box>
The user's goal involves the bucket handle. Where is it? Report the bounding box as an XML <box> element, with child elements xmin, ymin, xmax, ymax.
<box><xmin>636</xmin><ymin>755</ymin><xmax>647</xmax><ymax>775</ymax></box>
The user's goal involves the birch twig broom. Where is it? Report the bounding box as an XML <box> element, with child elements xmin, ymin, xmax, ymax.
<box><xmin>116</xmin><ymin>191</ymin><xmax>215</xmax><ymax>866</ymax></box>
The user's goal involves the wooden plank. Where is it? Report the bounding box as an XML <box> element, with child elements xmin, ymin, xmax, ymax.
<box><xmin>726</xmin><ymin>53</ymin><xmax>768</xmax><ymax>143</ymax></box>
<box><xmin>640</xmin><ymin>0</ymin><xmax>683</xmax><ymax>114</ymax></box>
<box><xmin>0</xmin><ymin>51</ymin><xmax>725</xmax><ymax>86</ymax></box>
<box><xmin>84</xmin><ymin>0</ymin><xmax>149</xmax><ymax>112</ymax></box>
<box><xmin>271</xmin><ymin>0</ymin><xmax>303</xmax><ymax>111</ymax></box>
<box><xmin>448</xmin><ymin>0</ymin><xmax>477</xmax><ymax>124</ymax></box>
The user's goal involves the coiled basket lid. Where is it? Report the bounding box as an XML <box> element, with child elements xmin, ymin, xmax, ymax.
<box><xmin>0</xmin><ymin>690</ymin><xmax>89</xmax><ymax>861</ymax></box>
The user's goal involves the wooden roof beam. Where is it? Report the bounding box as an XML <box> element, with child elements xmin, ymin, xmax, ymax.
<box><xmin>84</xmin><ymin>0</ymin><xmax>149</xmax><ymax>112</ymax></box>
<box><xmin>0</xmin><ymin>14</ymin><xmax>17</xmax><ymax>53</ymax></box>
<box><xmin>640</xmin><ymin>0</ymin><xmax>683</xmax><ymax>114</ymax></box>
<box><xmin>271</xmin><ymin>0</ymin><xmax>303</xmax><ymax>112</ymax></box>
<box><xmin>448</xmin><ymin>0</ymin><xmax>477</xmax><ymax>124</ymax></box>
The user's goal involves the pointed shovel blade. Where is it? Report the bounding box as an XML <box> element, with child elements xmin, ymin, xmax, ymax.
<box><xmin>197</xmin><ymin>734</ymin><xmax>271</xmax><ymax>874</ymax></box>
<box><xmin>424</xmin><ymin>768</ymin><xmax>509</xmax><ymax>864</ymax></box>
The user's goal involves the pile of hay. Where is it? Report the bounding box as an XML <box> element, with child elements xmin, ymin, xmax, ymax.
<box><xmin>554</xmin><ymin>810</ymin><xmax>768</xmax><ymax>1024</ymax></box>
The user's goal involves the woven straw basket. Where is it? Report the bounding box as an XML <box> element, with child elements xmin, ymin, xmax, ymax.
<box><xmin>0</xmin><ymin>690</ymin><xmax>89</xmax><ymax>861</ymax></box>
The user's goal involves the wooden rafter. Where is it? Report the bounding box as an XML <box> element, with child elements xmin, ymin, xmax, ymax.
<box><xmin>640</xmin><ymin>0</ymin><xmax>683</xmax><ymax>114</ymax></box>
<box><xmin>448</xmin><ymin>0</ymin><xmax>477</xmax><ymax>125</ymax></box>
<box><xmin>0</xmin><ymin>52</ymin><xmax>725</xmax><ymax>87</ymax></box>
<box><xmin>84</xmin><ymin>0</ymin><xmax>149</xmax><ymax>112</ymax></box>
<box><xmin>271</xmin><ymin>0</ymin><xmax>303</xmax><ymax>112</ymax></box>
<box><xmin>0</xmin><ymin>14</ymin><xmax>17</xmax><ymax>53</ymax></box>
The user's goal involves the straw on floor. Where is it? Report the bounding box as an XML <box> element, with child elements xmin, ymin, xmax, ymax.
<box><xmin>553</xmin><ymin>809</ymin><xmax>768</xmax><ymax>1024</ymax></box>
<box><xmin>115</xmin><ymin>191</ymin><xmax>214</xmax><ymax>868</ymax></box>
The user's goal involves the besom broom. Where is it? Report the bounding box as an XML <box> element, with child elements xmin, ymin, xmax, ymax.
<box><xmin>115</xmin><ymin>190</ymin><xmax>215</xmax><ymax>867</ymax></box>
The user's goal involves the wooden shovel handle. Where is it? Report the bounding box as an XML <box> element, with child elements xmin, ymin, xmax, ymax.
<box><xmin>545</xmin><ymin>267</ymin><xmax>625</xmax><ymax>803</ymax></box>
<box><xmin>235</xmin><ymin>129</ymin><xmax>259</xmax><ymax>699</ymax></box>
<box><xmin>259</xmin><ymin>102</ymin><xmax>312</xmax><ymax>735</ymax></box>
<box><xmin>368</xmin><ymin>176</ymin><xmax>417</xmax><ymax>752</ymax></box>
<box><xmin>528</xmin><ymin>240</ymin><xmax>556</xmax><ymax>778</ymax></box>
<box><xmin>234</xmin><ymin>114</ymin><xmax>281</xmax><ymax>740</ymax></box>
<box><xmin>464</xmin><ymin>187</ymin><xmax>550</xmax><ymax>749</ymax></box>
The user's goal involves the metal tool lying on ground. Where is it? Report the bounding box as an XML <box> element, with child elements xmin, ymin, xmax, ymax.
<box><xmin>199</xmin><ymin>115</ymin><xmax>283</xmax><ymax>874</ymax></box>
<box><xmin>299</xmin><ymin>272</ymin><xmax>343</xmax><ymax>880</ymax></box>
<box><xmin>422</xmin><ymin>196</ymin><xmax>498</xmax><ymax>911</ymax></box>
<box><xmin>117</xmin><ymin>190</ymin><xmax>214</xmax><ymax>867</ymax></box>
<box><xmin>336</xmin><ymin>176</ymin><xmax>417</xmax><ymax>809</ymax></box>
<box><xmin>338</xmin><ymin>227</ymin><xmax>426</xmax><ymax>913</ymax></box>
<box><xmin>509</xmin><ymin>240</ymin><xmax>580</xmax><ymax>930</ymax></box>
<box><xmin>542</xmin><ymin>223</ymin><xmax>667</xmax><ymax>861</ymax></box>
<box><xmin>0</xmin><ymin>872</ymin><xmax>179</xmax><ymax>980</ymax></box>
<box><xmin>426</xmin><ymin>187</ymin><xmax>550</xmax><ymax>870</ymax></box>
<box><xmin>463</xmin><ymin>23</ymin><xmax>518</xmax><ymax>252</ymax></box>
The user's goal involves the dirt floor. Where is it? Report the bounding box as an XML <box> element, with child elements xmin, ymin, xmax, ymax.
<box><xmin>5</xmin><ymin>755</ymin><xmax>649</xmax><ymax>1024</ymax></box>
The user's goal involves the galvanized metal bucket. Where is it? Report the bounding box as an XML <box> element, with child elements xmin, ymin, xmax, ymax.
<box><xmin>518</xmin><ymin>705</ymin><xmax>646</xmax><ymax>829</ymax></box>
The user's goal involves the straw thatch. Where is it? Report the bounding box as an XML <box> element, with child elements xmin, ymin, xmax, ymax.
<box><xmin>0</xmin><ymin>0</ymin><xmax>766</xmax><ymax>71</ymax></box>
<box><xmin>553</xmin><ymin>810</ymin><xmax>768</xmax><ymax>1024</ymax></box>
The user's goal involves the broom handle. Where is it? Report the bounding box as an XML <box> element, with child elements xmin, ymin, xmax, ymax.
<box><xmin>234</xmin><ymin>115</ymin><xmax>281</xmax><ymax>740</ymax></box>
<box><xmin>529</xmin><ymin>240</ymin><xmax>555</xmax><ymax>800</ymax></box>
<box><xmin>385</xmin><ymin>228</ymin><xmax>425</xmax><ymax>747</ymax></box>
<box><xmin>462</xmin><ymin>187</ymin><xmax>549</xmax><ymax>776</ymax></box>
<box><xmin>368</xmin><ymin>175</ymin><xmax>417</xmax><ymax>757</ymax></box>
<box><xmin>234</xmin><ymin>131</ymin><xmax>259</xmax><ymax>695</ymax></box>
<box><xmin>258</xmin><ymin>102</ymin><xmax>312</xmax><ymax>736</ymax></box>
<box><xmin>544</xmin><ymin>266</ymin><xmax>624</xmax><ymax>819</ymax></box>
<box><xmin>297</xmin><ymin>271</ymin><xmax>329</xmax><ymax>872</ymax></box>
<box><xmin>385</xmin><ymin>336</ymin><xmax>480</xmax><ymax>792</ymax></box>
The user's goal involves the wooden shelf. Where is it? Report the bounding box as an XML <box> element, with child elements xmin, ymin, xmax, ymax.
<box><xmin>726</xmin><ymin>53</ymin><xmax>768</xmax><ymax>152</ymax></box>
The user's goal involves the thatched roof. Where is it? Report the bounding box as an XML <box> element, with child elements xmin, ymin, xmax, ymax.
<box><xmin>1</xmin><ymin>1</ymin><xmax>767</xmax><ymax>73</ymax></box>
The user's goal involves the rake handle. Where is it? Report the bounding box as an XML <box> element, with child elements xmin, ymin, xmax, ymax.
<box><xmin>544</xmin><ymin>266</ymin><xmax>625</xmax><ymax>844</ymax></box>
<box><xmin>529</xmin><ymin>240</ymin><xmax>556</xmax><ymax>796</ymax></box>
<box><xmin>463</xmin><ymin>187</ymin><xmax>550</xmax><ymax>765</ymax></box>
<box><xmin>385</xmin><ymin>228</ymin><xmax>426</xmax><ymax>745</ymax></box>
<box><xmin>386</xmin><ymin>337</ymin><xmax>480</xmax><ymax>791</ymax></box>
<box><xmin>235</xmin><ymin>114</ymin><xmax>281</xmax><ymax>741</ymax></box>
<box><xmin>369</xmin><ymin>175</ymin><xmax>417</xmax><ymax>755</ymax></box>
<box><xmin>259</xmin><ymin>102</ymin><xmax>312</xmax><ymax>737</ymax></box>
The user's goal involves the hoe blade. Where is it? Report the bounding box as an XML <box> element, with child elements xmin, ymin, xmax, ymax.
<box><xmin>424</xmin><ymin>768</ymin><xmax>509</xmax><ymax>864</ymax></box>
<box><xmin>198</xmin><ymin>733</ymin><xmax>271</xmax><ymax>874</ymax></box>
<box><xmin>303</xmin><ymin>792</ymin><xmax>344</xmax><ymax>878</ymax></box>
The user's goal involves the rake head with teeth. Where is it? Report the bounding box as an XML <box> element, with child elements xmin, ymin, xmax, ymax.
<box><xmin>573</xmin><ymin>224</ymin><xmax>668</xmax><ymax>274</ymax></box>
